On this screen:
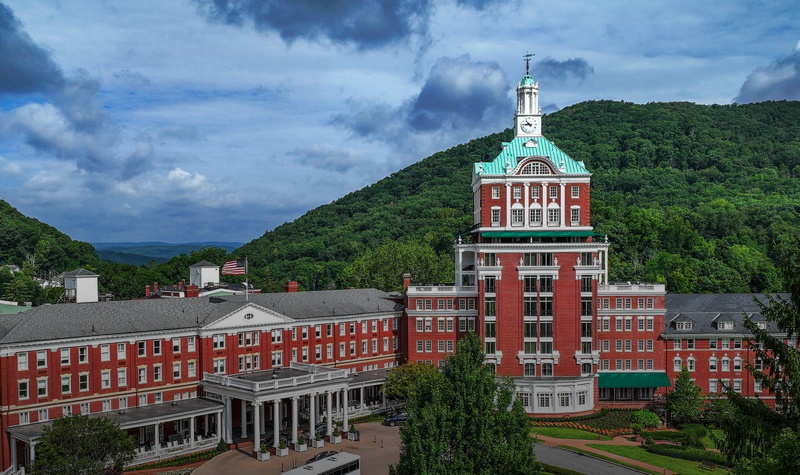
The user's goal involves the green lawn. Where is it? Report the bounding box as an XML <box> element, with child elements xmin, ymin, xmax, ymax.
<box><xmin>587</xmin><ymin>444</ymin><xmax>728</xmax><ymax>475</ymax></box>
<box><xmin>701</xmin><ymin>429</ymin><xmax>724</xmax><ymax>449</ymax></box>
<box><xmin>531</xmin><ymin>426</ymin><xmax>611</xmax><ymax>440</ymax></box>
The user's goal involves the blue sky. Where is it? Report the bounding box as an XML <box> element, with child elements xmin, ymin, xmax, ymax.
<box><xmin>0</xmin><ymin>0</ymin><xmax>798</xmax><ymax>244</ymax></box>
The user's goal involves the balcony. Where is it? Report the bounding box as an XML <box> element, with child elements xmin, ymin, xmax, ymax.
<box><xmin>408</xmin><ymin>285</ymin><xmax>477</xmax><ymax>293</ymax></box>
<box><xmin>599</xmin><ymin>282</ymin><xmax>666</xmax><ymax>294</ymax></box>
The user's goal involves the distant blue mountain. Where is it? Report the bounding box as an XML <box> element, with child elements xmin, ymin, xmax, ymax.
<box><xmin>92</xmin><ymin>241</ymin><xmax>243</xmax><ymax>263</ymax></box>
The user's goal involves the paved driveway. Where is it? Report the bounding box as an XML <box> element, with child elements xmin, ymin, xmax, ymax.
<box><xmin>192</xmin><ymin>422</ymin><xmax>653</xmax><ymax>475</ymax></box>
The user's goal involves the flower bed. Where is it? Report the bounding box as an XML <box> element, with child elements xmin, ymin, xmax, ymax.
<box><xmin>531</xmin><ymin>420</ymin><xmax>630</xmax><ymax>437</ymax></box>
<box><xmin>530</xmin><ymin>409</ymin><xmax>637</xmax><ymax>436</ymax></box>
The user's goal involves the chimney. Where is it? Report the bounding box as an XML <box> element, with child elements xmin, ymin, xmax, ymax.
<box><xmin>402</xmin><ymin>273</ymin><xmax>412</xmax><ymax>292</ymax></box>
<box><xmin>154</xmin><ymin>282</ymin><xmax>159</xmax><ymax>292</ymax></box>
<box><xmin>285</xmin><ymin>281</ymin><xmax>299</xmax><ymax>293</ymax></box>
<box><xmin>185</xmin><ymin>285</ymin><xmax>199</xmax><ymax>298</ymax></box>
<box><xmin>144</xmin><ymin>285</ymin><xmax>150</xmax><ymax>297</ymax></box>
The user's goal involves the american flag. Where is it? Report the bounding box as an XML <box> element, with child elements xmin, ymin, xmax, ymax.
<box><xmin>221</xmin><ymin>259</ymin><xmax>246</xmax><ymax>275</ymax></box>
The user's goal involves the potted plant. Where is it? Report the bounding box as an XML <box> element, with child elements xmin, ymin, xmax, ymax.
<box><xmin>347</xmin><ymin>423</ymin><xmax>357</xmax><ymax>441</ymax></box>
<box><xmin>256</xmin><ymin>442</ymin><xmax>270</xmax><ymax>461</ymax></box>
<box><xmin>277</xmin><ymin>438</ymin><xmax>289</xmax><ymax>457</ymax></box>
<box><xmin>330</xmin><ymin>427</ymin><xmax>342</xmax><ymax>444</ymax></box>
<box><xmin>313</xmin><ymin>431</ymin><xmax>325</xmax><ymax>449</ymax></box>
<box><xmin>295</xmin><ymin>435</ymin><xmax>308</xmax><ymax>452</ymax></box>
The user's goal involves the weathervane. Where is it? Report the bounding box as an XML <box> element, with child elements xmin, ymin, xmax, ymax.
<box><xmin>524</xmin><ymin>52</ymin><xmax>534</xmax><ymax>75</ymax></box>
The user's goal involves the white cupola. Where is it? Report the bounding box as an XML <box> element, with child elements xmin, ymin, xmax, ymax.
<box><xmin>514</xmin><ymin>53</ymin><xmax>542</xmax><ymax>138</ymax></box>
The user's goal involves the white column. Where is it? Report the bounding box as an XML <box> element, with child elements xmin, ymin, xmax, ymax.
<box><xmin>224</xmin><ymin>397</ymin><xmax>233</xmax><ymax>443</ymax></box>
<box><xmin>273</xmin><ymin>400</ymin><xmax>281</xmax><ymax>448</ymax></box>
<box><xmin>360</xmin><ymin>386</ymin><xmax>365</xmax><ymax>410</ymax></box>
<box><xmin>559</xmin><ymin>182</ymin><xmax>566</xmax><ymax>227</ymax></box>
<box><xmin>309</xmin><ymin>393</ymin><xmax>316</xmax><ymax>439</ymax></box>
<box><xmin>203</xmin><ymin>414</ymin><xmax>209</xmax><ymax>436</ymax></box>
<box><xmin>291</xmin><ymin>396</ymin><xmax>299</xmax><ymax>443</ymax></box>
<box><xmin>240</xmin><ymin>400</ymin><xmax>248</xmax><ymax>438</ymax></box>
<box><xmin>154</xmin><ymin>423</ymin><xmax>160</xmax><ymax>456</ymax></box>
<box><xmin>190</xmin><ymin>416</ymin><xmax>196</xmax><ymax>448</ymax></box>
<box><xmin>260</xmin><ymin>400</ymin><xmax>267</xmax><ymax>434</ymax></box>
<box><xmin>343</xmin><ymin>389</ymin><xmax>349</xmax><ymax>432</ymax></box>
<box><xmin>326</xmin><ymin>390</ymin><xmax>333</xmax><ymax>436</ymax></box>
<box><xmin>10</xmin><ymin>436</ymin><xmax>17</xmax><ymax>469</ymax></box>
<box><xmin>29</xmin><ymin>441</ymin><xmax>36</xmax><ymax>464</ymax></box>
<box><xmin>523</xmin><ymin>183</ymin><xmax>530</xmax><ymax>226</ymax></box>
<box><xmin>252</xmin><ymin>403</ymin><xmax>261</xmax><ymax>452</ymax></box>
<box><xmin>505</xmin><ymin>183</ymin><xmax>511</xmax><ymax>227</ymax></box>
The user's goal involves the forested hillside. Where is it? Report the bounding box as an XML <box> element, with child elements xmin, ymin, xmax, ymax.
<box><xmin>237</xmin><ymin>100</ymin><xmax>800</xmax><ymax>294</ymax></box>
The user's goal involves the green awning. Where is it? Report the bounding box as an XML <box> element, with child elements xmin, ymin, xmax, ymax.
<box><xmin>480</xmin><ymin>230</ymin><xmax>597</xmax><ymax>238</ymax></box>
<box><xmin>598</xmin><ymin>372</ymin><xmax>671</xmax><ymax>389</ymax></box>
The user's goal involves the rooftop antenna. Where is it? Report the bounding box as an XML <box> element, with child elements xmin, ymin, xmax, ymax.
<box><xmin>524</xmin><ymin>52</ymin><xmax>534</xmax><ymax>75</ymax></box>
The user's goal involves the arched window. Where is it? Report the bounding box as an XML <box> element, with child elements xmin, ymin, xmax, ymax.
<box><xmin>511</xmin><ymin>203</ymin><xmax>524</xmax><ymax>226</ymax></box>
<box><xmin>547</xmin><ymin>202</ymin><xmax>560</xmax><ymax>227</ymax></box>
<box><xmin>519</xmin><ymin>161</ymin><xmax>552</xmax><ymax>175</ymax></box>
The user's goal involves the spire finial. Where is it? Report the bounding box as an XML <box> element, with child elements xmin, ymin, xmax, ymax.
<box><xmin>523</xmin><ymin>52</ymin><xmax>534</xmax><ymax>75</ymax></box>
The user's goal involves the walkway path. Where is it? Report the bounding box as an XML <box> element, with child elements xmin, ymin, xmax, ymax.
<box><xmin>536</xmin><ymin>434</ymin><xmax>676</xmax><ymax>475</ymax></box>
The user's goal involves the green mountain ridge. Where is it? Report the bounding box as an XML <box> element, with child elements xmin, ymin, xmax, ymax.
<box><xmin>235</xmin><ymin>99</ymin><xmax>800</xmax><ymax>294</ymax></box>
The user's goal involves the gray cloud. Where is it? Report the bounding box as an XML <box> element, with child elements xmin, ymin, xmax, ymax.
<box><xmin>0</xmin><ymin>2</ymin><xmax>64</xmax><ymax>93</ymax></box>
<box><xmin>455</xmin><ymin>0</ymin><xmax>512</xmax><ymax>10</ymax></box>
<box><xmin>333</xmin><ymin>55</ymin><xmax>509</xmax><ymax>138</ymax></box>
<box><xmin>534</xmin><ymin>57</ymin><xmax>595</xmax><ymax>84</ymax></box>
<box><xmin>734</xmin><ymin>45</ymin><xmax>800</xmax><ymax>103</ymax></box>
<box><xmin>407</xmin><ymin>55</ymin><xmax>508</xmax><ymax>132</ymax></box>
<box><xmin>194</xmin><ymin>0</ymin><xmax>432</xmax><ymax>50</ymax></box>
<box><xmin>295</xmin><ymin>145</ymin><xmax>372</xmax><ymax>173</ymax></box>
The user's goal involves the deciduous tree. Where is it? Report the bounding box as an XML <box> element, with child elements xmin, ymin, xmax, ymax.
<box><xmin>665</xmin><ymin>367</ymin><xmax>704</xmax><ymax>423</ymax></box>
<box><xmin>30</xmin><ymin>414</ymin><xmax>135</xmax><ymax>475</ymax></box>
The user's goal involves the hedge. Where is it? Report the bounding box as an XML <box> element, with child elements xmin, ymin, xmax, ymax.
<box><xmin>645</xmin><ymin>443</ymin><xmax>729</xmax><ymax>466</ymax></box>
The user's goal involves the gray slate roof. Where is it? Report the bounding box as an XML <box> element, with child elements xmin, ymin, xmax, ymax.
<box><xmin>190</xmin><ymin>260</ymin><xmax>217</xmax><ymax>267</ymax></box>
<box><xmin>0</xmin><ymin>289</ymin><xmax>402</xmax><ymax>345</ymax></box>
<box><xmin>663</xmin><ymin>293</ymin><xmax>789</xmax><ymax>335</ymax></box>
<box><xmin>62</xmin><ymin>268</ymin><xmax>98</xmax><ymax>277</ymax></box>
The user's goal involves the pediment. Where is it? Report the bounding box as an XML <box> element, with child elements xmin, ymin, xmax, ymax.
<box><xmin>203</xmin><ymin>303</ymin><xmax>294</xmax><ymax>330</ymax></box>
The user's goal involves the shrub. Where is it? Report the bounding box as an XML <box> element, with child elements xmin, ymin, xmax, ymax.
<box><xmin>679</xmin><ymin>423</ymin><xmax>708</xmax><ymax>438</ymax></box>
<box><xmin>539</xmin><ymin>462</ymin><xmax>583</xmax><ymax>475</ymax></box>
<box><xmin>645</xmin><ymin>443</ymin><xmax>729</xmax><ymax>466</ymax></box>
<box><xmin>216</xmin><ymin>438</ymin><xmax>227</xmax><ymax>452</ymax></box>
<box><xmin>629</xmin><ymin>410</ymin><xmax>661</xmax><ymax>428</ymax></box>
<box><xmin>279</xmin><ymin>439</ymin><xmax>287</xmax><ymax>450</ymax></box>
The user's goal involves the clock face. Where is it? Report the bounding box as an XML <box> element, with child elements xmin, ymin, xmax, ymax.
<box><xmin>520</xmin><ymin>117</ymin><xmax>536</xmax><ymax>133</ymax></box>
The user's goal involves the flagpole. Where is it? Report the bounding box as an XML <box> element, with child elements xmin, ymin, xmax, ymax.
<box><xmin>245</xmin><ymin>256</ymin><xmax>249</xmax><ymax>302</ymax></box>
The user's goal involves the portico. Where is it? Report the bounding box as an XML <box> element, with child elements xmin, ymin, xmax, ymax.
<box><xmin>203</xmin><ymin>362</ymin><xmax>365</xmax><ymax>455</ymax></box>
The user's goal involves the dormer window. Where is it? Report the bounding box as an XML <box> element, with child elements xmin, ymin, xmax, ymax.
<box><xmin>676</xmin><ymin>322</ymin><xmax>693</xmax><ymax>330</ymax></box>
<box><xmin>717</xmin><ymin>322</ymin><xmax>733</xmax><ymax>330</ymax></box>
<box><xmin>756</xmin><ymin>322</ymin><xmax>767</xmax><ymax>330</ymax></box>
<box><xmin>519</xmin><ymin>161</ymin><xmax>551</xmax><ymax>175</ymax></box>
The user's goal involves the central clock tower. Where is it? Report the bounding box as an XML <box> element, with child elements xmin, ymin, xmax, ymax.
<box><xmin>514</xmin><ymin>53</ymin><xmax>542</xmax><ymax>137</ymax></box>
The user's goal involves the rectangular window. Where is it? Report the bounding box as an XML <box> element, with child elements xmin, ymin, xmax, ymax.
<box><xmin>271</xmin><ymin>329</ymin><xmax>283</xmax><ymax>343</ymax></box>
<box><xmin>19</xmin><ymin>381</ymin><xmax>29</xmax><ymax>399</ymax></box>
<box><xmin>61</xmin><ymin>348</ymin><xmax>70</xmax><ymax>366</ymax></box>
<box><xmin>138</xmin><ymin>341</ymin><xmax>146</xmax><ymax>357</ymax></box>
<box><xmin>79</xmin><ymin>374</ymin><xmax>89</xmax><ymax>391</ymax></box>
<box><xmin>213</xmin><ymin>334</ymin><xmax>226</xmax><ymax>349</ymax></box>
<box><xmin>571</xmin><ymin>185</ymin><xmax>579</xmax><ymax>198</ymax></box>
<box><xmin>550</xmin><ymin>186</ymin><xmax>558</xmax><ymax>199</ymax></box>
<box><xmin>61</xmin><ymin>375</ymin><xmax>71</xmax><ymax>393</ymax></box>
<box><xmin>637</xmin><ymin>317</ymin><xmax>645</xmax><ymax>331</ymax></box>
<box><xmin>491</xmin><ymin>208</ymin><xmax>501</xmax><ymax>225</ymax></box>
<box><xmin>17</xmin><ymin>352</ymin><xmax>28</xmax><ymax>371</ymax></box>
<box><xmin>38</xmin><ymin>408</ymin><xmax>48</xmax><ymax>421</ymax></box>
<box><xmin>116</xmin><ymin>343</ymin><xmax>126</xmax><ymax>360</ymax></box>
<box><xmin>646</xmin><ymin>317</ymin><xmax>654</xmax><ymax>331</ymax></box>
<box><xmin>117</xmin><ymin>369</ymin><xmax>127</xmax><ymax>387</ymax></box>
<box><xmin>78</xmin><ymin>347</ymin><xmax>88</xmax><ymax>363</ymax></box>
<box><xmin>173</xmin><ymin>362</ymin><xmax>181</xmax><ymax>379</ymax></box>
<box><xmin>187</xmin><ymin>337</ymin><xmax>196</xmax><ymax>352</ymax></box>
<box><xmin>511</xmin><ymin>208</ymin><xmax>524</xmax><ymax>226</ymax></box>
<box><xmin>138</xmin><ymin>367</ymin><xmax>147</xmax><ymax>383</ymax></box>
<box><xmin>153</xmin><ymin>340</ymin><xmax>161</xmax><ymax>355</ymax></box>
<box><xmin>100</xmin><ymin>344</ymin><xmax>110</xmax><ymax>362</ymax></box>
<box><xmin>484</xmin><ymin>298</ymin><xmax>496</xmax><ymax>317</ymax></box>
<box><xmin>531</xmin><ymin>186</ymin><xmax>540</xmax><ymax>199</ymax></box>
<box><xmin>484</xmin><ymin>341</ymin><xmax>495</xmax><ymax>354</ymax></box>
<box><xmin>101</xmin><ymin>371</ymin><xmax>111</xmax><ymax>389</ymax></box>
<box><xmin>570</xmin><ymin>207</ymin><xmax>580</xmax><ymax>225</ymax></box>
<box><xmin>172</xmin><ymin>338</ymin><xmax>181</xmax><ymax>353</ymax></box>
<box><xmin>213</xmin><ymin>358</ymin><xmax>226</xmax><ymax>374</ymax></box>
<box><xmin>153</xmin><ymin>365</ymin><xmax>162</xmax><ymax>381</ymax></box>
<box><xmin>530</xmin><ymin>208</ymin><xmax>542</xmax><ymax>226</ymax></box>
<box><xmin>188</xmin><ymin>361</ymin><xmax>196</xmax><ymax>378</ymax></box>
<box><xmin>491</xmin><ymin>186</ymin><xmax>500</xmax><ymax>199</ymax></box>
<box><xmin>37</xmin><ymin>350</ymin><xmax>47</xmax><ymax>368</ymax></box>
<box><xmin>547</xmin><ymin>208</ymin><xmax>560</xmax><ymax>226</ymax></box>
<box><xmin>484</xmin><ymin>276</ymin><xmax>496</xmax><ymax>293</ymax></box>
